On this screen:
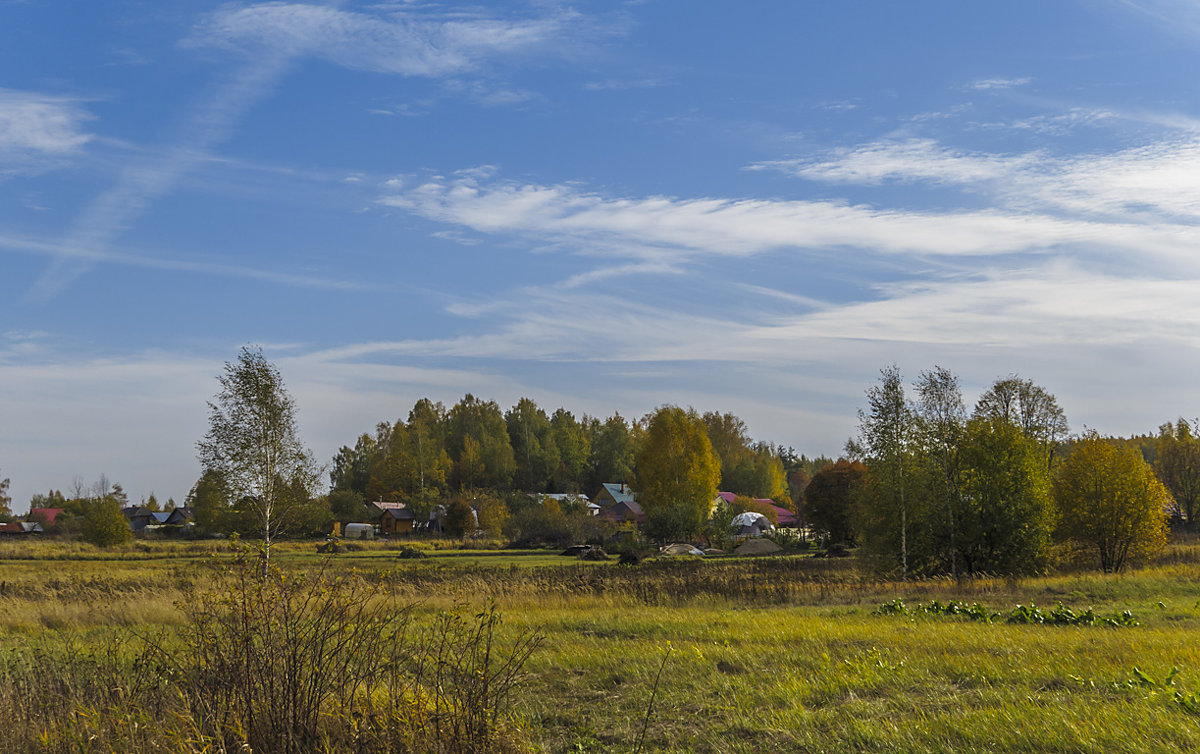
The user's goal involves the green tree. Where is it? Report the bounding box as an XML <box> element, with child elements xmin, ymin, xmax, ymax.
<box><xmin>974</xmin><ymin>375</ymin><xmax>1068</xmax><ymax>467</ymax></box>
<box><xmin>80</xmin><ymin>495</ymin><xmax>132</xmax><ymax>547</ymax></box>
<box><xmin>1155</xmin><ymin>419</ymin><xmax>1200</xmax><ymax>527</ymax></box>
<box><xmin>29</xmin><ymin>489</ymin><xmax>66</xmax><ymax>509</ymax></box>
<box><xmin>635</xmin><ymin>406</ymin><xmax>721</xmax><ymax>541</ymax></box>
<box><xmin>447</xmin><ymin>394</ymin><xmax>515</xmax><ymax>490</ymax></box>
<box><xmin>506</xmin><ymin>398</ymin><xmax>559</xmax><ymax>493</ymax></box>
<box><xmin>914</xmin><ymin>366</ymin><xmax>967</xmax><ymax>577</ymax></box>
<box><xmin>197</xmin><ymin>346</ymin><xmax>322</xmax><ymax>573</ymax></box>
<box><xmin>550</xmin><ymin>408</ymin><xmax>590</xmax><ymax>492</ymax></box>
<box><xmin>330</xmin><ymin>432</ymin><xmax>379</xmax><ymax>496</ymax></box>
<box><xmin>954</xmin><ymin>416</ymin><xmax>1054</xmax><ymax>575</ymax></box>
<box><xmin>588</xmin><ymin>413</ymin><xmax>639</xmax><ymax>491</ymax></box>
<box><xmin>854</xmin><ymin>365</ymin><xmax>919</xmax><ymax>579</ymax></box>
<box><xmin>365</xmin><ymin>421</ymin><xmax>415</xmax><ymax>501</ymax></box>
<box><xmin>328</xmin><ymin>489</ymin><xmax>372</xmax><ymax>523</ymax></box>
<box><xmin>0</xmin><ymin>469</ymin><xmax>11</xmax><ymax>522</ymax></box>
<box><xmin>284</xmin><ymin>478</ymin><xmax>332</xmax><ymax>536</ymax></box>
<box><xmin>702</xmin><ymin>411</ymin><xmax>754</xmax><ymax>490</ymax></box>
<box><xmin>407</xmin><ymin>399</ymin><xmax>451</xmax><ymax>497</ymax></box>
<box><xmin>475</xmin><ymin>495</ymin><xmax>510</xmax><ymax>536</ymax></box>
<box><xmin>187</xmin><ymin>469</ymin><xmax>230</xmax><ymax>534</ymax></box>
<box><xmin>804</xmin><ymin>460</ymin><xmax>867</xmax><ymax>546</ymax></box>
<box><xmin>1055</xmin><ymin>434</ymin><xmax>1170</xmax><ymax>573</ymax></box>
<box><xmin>443</xmin><ymin>498</ymin><xmax>476</xmax><ymax>538</ymax></box>
<box><xmin>744</xmin><ymin>443</ymin><xmax>790</xmax><ymax>502</ymax></box>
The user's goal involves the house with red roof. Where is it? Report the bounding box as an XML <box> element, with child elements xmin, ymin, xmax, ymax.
<box><xmin>28</xmin><ymin>508</ymin><xmax>64</xmax><ymax>528</ymax></box>
<box><xmin>712</xmin><ymin>492</ymin><xmax>798</xmax><ymax>527</ymax></box>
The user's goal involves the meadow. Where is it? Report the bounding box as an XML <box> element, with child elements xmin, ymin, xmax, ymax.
<box><xmin>3</xmin><ymin>537</ymin><xmax>1200</xmax><ymax>752</ymax></box>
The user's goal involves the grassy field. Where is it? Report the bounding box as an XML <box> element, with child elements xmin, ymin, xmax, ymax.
<box><xmin>3</xmin><ymin>537</ymin><xmax>1200</xmax><ymax>752</ymax></box>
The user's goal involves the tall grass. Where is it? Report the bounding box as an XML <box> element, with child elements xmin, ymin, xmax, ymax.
<box><xmin>0</xmin><ymin>554</ymin><xmax>542</xmax><ymax>753</ymax></box>
<box><xmin>6</xmin><ymin>537</ymin><xmax>1200</xmax><ymax>751</ymax></box>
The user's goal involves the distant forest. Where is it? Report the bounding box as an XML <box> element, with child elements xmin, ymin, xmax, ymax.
<box><xmin>323</xmin><ymin>395</ymin><xmax>828</xmax><ymax>509</ymax></box>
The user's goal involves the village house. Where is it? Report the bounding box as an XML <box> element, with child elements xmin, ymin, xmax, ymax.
<box><xmin>593</xmin><ymin>483</ymin><xmax>644</xmax><ymax>523</ymax></box>
<box><xmin>28</xmin><ymin>508</ymin><xmax>63</xmax><ymax>529</ymax></box>
<box><xmin>0</xmin><ymin>521</ymin><xmax>42</xmax><ymax>535</ymax></box>
<box><xmin>593</xmin><ymin>483</ymin><xmax>635</xmax><ymax>508</ymax></box>
<box><xmin>372</xmin><ymin>501</ymin><xmax>416</xmax><ymax>535</ymax></box>
<box><xmin>712</xmin><ymin>491</ymin><xmax>798</xmax><ymax>527</ymax></box>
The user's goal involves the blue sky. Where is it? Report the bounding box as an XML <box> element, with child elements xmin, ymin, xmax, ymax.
<box><xmin>4</xmin><ymin>1</ymin><xmax>1200</xmax><ymax>510</ymax></box>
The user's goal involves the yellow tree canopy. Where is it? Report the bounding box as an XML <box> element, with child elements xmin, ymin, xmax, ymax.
<box><xmin>636</xmin><ymin>406</ymin><xmax>721</xmax><ymax>540</ymax></box>
<box><xmin>1055</xmin><ymin>434</ymin><xmax>1170</xmax><ymax>573</ymax></box>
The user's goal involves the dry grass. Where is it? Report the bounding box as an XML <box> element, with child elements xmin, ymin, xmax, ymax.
<box><xmin>4</xmin><ymin>536</ymin><xmax>1200</xmax><ymax>751</ymax></box>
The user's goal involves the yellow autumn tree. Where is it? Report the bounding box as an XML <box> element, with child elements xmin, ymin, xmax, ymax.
<box><xmin>635</xmin><ymin>406</ymin><xmax>721</xmax><ymax>541</ymax></box>
<box><xmin>1055</xmin><ymin>434</ymin><xmax>1170</xmax><ymax>573</ymax></box>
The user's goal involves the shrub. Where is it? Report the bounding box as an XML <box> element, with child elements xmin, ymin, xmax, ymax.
<box><xmin>0</xmin><ymin>550</ymin><xmax>542</xmax><ymax>753</ymax></box>
<box><xmin>80</xmin><ymin>496</ymin><xmax>132</xmax><ymax>548</ymax></box>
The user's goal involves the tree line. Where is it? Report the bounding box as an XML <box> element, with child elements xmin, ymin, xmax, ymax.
<box><xmin>804</xmin><ymin>366</ymin><xmax>1174</xmax><ymax>575</ymax></box>
<box><xmin>180</xmin><ymin>348</ymin><xmax>829</xmax><ymax>546</ymax></box>
<box><xmin>314</xmin><ymin>395</ymin><xmax>816</xmax><ymax>524</ymax></box>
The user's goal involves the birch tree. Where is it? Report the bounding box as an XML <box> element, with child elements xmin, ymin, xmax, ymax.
<box><xmin>914</xmin><ymin>366</ymin><xmax>966</xmax><ymax>577</ymax></box>
<box><xmin>198</xmin><ymin>346</ymin><xmax>320</xmax><ymax>575</ymax></box>
<box><xmin>855</xmin><ymin>365</ymin><xmax>917</xmax><ymax>579</ymax></box>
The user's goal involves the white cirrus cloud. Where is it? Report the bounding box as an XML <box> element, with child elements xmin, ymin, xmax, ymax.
<box><xmin>969</xmin><ymin>76</ymin><xmax>1031</xmax><ymax>90</ymax></box>
<box><xmin>378</xmin><ymin>169</ymin><xmax>1200</xmax><ymax>268</ymax></box>
<box><xmin>189</xmin><ymin>2</ymin><xmax>575</xmax><ymax>77</ymax></box>
<box><xmin>763</xmin><ymin>265</ymin><xmax>1200</xmax><ymax>350</ymax></box>
<box><xmin>0</xmin><ymin>89</ymin><xmax>93</xmax><ymax>172</ymax></box>
<box><xmin>755</xmin><ymin>134</ymin><xmax>1200</xmax><ymax>224</ymax></box>
<box><xmin>749</xmin><ymin>138</ymin><xmax>1034</xmax><ymax>186</ymax></box>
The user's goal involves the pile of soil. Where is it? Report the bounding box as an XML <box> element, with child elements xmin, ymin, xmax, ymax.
<box><xmin>733</xmin><ymin>538</ymin><xmax>783</xmax><ymax>556</ymax></box>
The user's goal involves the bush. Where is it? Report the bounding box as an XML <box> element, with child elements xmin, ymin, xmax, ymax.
<box><xmin>503</xmin><ymin>504</ymin><xmax>615</xmax><ymax>548</ymax></box>
<box><xmin>0</xmin><ymin>549</ymin><xmax>542</xmax><ymax>753</ymax></box>
<box><xmin>80</xmin><ymin>496</ymin><xmax>132</xmax><ymax>548</ymax></box>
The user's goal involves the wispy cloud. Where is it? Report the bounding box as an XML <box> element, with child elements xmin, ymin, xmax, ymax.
<box><xmin>584</xmin><ymin>77</ymin><xmax>672</xmax><ymax>91</ymax></box>
<box><xmin>188</xmin><ymin>3</ymin><xmax>577</xmax><ymax>77</ymax></box>
<box><xmin>759</xmin><ymin>134</ymin><xmax>1200</xmax><ymax>226</ymax></box>
<box><xmin>749</xmin><ymin>138</ymin><xmax>1032</xmax><ymax>186</ymax></box>
<box><xmin>0</xmin><ymin>89</ymin><xmax>93</xmax><ymax>173</ymax></box>
<box><xmin>769</xmin><ymin>264</ymin><xmax>1200</xmax><ymax>350</ymax></box>
<box><xmin>29</xmin><ymin>2</ymin><xmax>585</xmax><ymax>300</ymax></box>
<box><xmin>1113</xmin><ymin>0</ymin><xmax>1200</xmax><ymax>35</ymax></box>
<box><xmin>29</xmin><ymin>53</ymin><xmax>295</xmax><ymax>300</ymax></box>
<box><xmin>378</xmin><ymin>168</ymin><xmax>1200</xmax><ymax>268</ymax></box>
<box><xmin>969</xmin><ymin>76</ymin><xmax>1031</xmax><ymax>90</ymax></box>
<box><xmin>2</xmin><ymin>231</ymin><xmax>371</xmax><ymax>291</ymax></box>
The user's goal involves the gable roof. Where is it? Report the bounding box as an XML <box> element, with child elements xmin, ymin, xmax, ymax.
<box><xmin>372</xmin><ymin>501</ymin><xmax>407</xmax><ymax>511</ymax></box>
<box><xmin>599</xmin><ymin>483</ymin><xmax>635</xmax><ymax>505</ymax></box>
<box><xmin>166</xmin><ymin>507</ymin><xmax>194</xmax><ymax>524</ymax></box>
<box><xmin>380</xmin><ymin>507</ymin><xmax>415</xmax><ymax>520</ymax></box>
<box><xmin>714</xmin><ymin>492</ymin><xmax>798</xmax><ymax>526</ymax></box>
<box><xmin>597</xmin><ymin>499</ymin><xmax>644</xmax><ymax>523</ymax></box>
<box><xmin>770</xmin><ymin>504</ymin><xmax>798</xmax><ymax>526</ymax></box>
<box><xmin>29</xmin><ymin>508</ymin><xmax>63</xmax><ymax>526</ymax></box>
